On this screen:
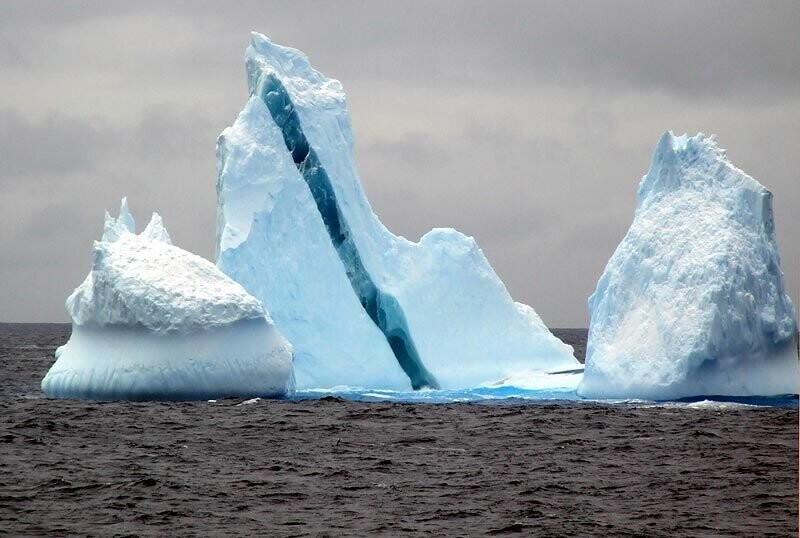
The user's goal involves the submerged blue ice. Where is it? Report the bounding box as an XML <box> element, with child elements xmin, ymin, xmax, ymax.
<box><xmin>289</xmin><ymin>387</ymin><xmax>798</xmax><ymax>408</ymax></box>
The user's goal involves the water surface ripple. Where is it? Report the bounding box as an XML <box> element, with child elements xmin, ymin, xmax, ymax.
<box><xmin>1</xmin><ymin>323</ymin><xmax>796</xmax><ymax>536</ymax></box>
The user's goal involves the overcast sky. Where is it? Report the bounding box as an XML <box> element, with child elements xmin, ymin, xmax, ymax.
<box><xmin>1</xmin><ymin>1</ymin><xmax>798</xmax><ymax>327</ymax></box>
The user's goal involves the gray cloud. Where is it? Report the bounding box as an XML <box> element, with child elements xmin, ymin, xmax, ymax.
<box><xmin>0</xmin><ymin>1</ymin><xmax>797</xmax><ymax>328</ymax></box>
<box><xmin>363</xmin><ymin>134</ymin><xmax>449</xmax><ymax>173</ymax></box>
<box><xmin>150</xmin><ymin>1</ymin><xmax>800</xmax><ymax>100</ymax></box>
<box><xmin>0</xmin><ymin>111</ymin><xmax>116</xmax><ymax>181</ymax></box>
<box><xmin>10</xmin><ymin>1</ymin><xmax>793</xmax><ymax>100</ymax></box>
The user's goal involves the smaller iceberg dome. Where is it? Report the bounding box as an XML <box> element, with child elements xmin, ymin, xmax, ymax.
<box><xmin>579</xmin><ymin>133</ymin><xmax>798</xmax><ymax>400</ymax></box>
<box><xmin>41</xmin><ymin>198</ymin><xmax>294</xmax><ymax>401</ymax></box>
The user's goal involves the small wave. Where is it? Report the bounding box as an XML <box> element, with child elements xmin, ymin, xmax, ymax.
<box><xmin>684</xmin><ymin>399</ymin><xmax>757</xmax><ymax>409</ymax></box>
<box><xmin>289</xmin><ymin>387</ymin><xmax>798</xmax><ymax>408</ymax></box>
<box><xmin>293</xmin><ymin>385</ymin><xmax>581</xmax><ymax>404</ymax></box>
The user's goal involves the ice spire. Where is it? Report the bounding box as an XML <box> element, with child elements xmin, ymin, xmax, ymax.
<box><xmin>142</xmin><ymin>213</ymin><xmax>172</xmax><ymax>244</ymax></box>
<box><xmin>102</xmin><ymin>197</ymin><xmax>137</xmax><ymax>242</ymax></box>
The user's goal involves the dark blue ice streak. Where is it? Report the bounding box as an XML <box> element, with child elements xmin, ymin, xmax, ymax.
<box><xmin>258</xmin><ymin>74</ymin><xmax>439</xmax><ymax>390</ymax></box>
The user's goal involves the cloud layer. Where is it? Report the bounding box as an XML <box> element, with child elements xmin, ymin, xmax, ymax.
<box><xmin>1</xmin><ymin>1</ymin><xmax>797</xmax><ymax>326</ymax></box>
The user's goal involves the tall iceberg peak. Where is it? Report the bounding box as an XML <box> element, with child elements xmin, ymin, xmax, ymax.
<box><xmin>246</xmin><ymin>33</ymin><xmax>345</xmax><ymax>109</ymax></box>
<box><xmin>117</xmin><ymin>196</ymin><xmax>136</xmax><ymax>234</ymax></box>
<box><xmin>217</xmin><ymin>32</ymin><xmax>579</xmax><ymax>391</ymax></box>
<box><xmin>579</xmin><ymin>132</ymin><xmax>798</xmax><ymax>400</ymax></box>
<box><xmin>43</xmin><ymin>199</ymin><xmax>294</xmax><ymax>401</ymax></box>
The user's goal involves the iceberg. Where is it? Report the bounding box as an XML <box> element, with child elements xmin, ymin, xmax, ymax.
<box><xmin>578</xmin><ymin>132</ymin><xmax>799</xmax><ymax>400</ymax></box>
<box><xmin>41</xmin><ymin>199</ymin><xmax>294</xmax><ymax>401</ymax></box>
<box><xmin>216</xmin><ymin>33</ymin><xmax>579</xmax><ymax>390</ymax></box>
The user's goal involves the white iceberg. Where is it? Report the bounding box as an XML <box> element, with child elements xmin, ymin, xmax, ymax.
<box><xmin>216</xmin><ymin>33</ymin><xmax>578</xmax><ymax>390</ymax></box>
<box><xmin>579</xmin><ymin>132</ymin><xmax>799</xmax><ymax>400</ymax></box>
<box><xmin>42</xmin><ymin>199</ymin><xmax>294</xmax><ymax>401</ymax></box>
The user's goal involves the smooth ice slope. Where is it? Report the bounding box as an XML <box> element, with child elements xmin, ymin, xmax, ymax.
<box><xmin>579</xmin><ymin>133</ymin><xmax>799</xmax><ymax>400</ymax></box>
<box><xmin>216</xmin><ymin>33</ymin><xmax>578</xmax><ymax>390</ymax></box>
<box><xmin>42</xmin><ymin>199</ymin><xmax>294</xmax><ymax>401</ymax></box>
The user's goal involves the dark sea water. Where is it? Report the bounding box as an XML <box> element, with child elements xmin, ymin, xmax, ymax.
<box><xmin>0</xmin><ymin>323</ymin><xmax>797</xmax><ymax>536</ymax></box>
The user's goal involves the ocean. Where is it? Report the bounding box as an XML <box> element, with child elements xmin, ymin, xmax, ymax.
<box><xmin>1</xmin><ymin>323</ymin><xmax>797</xmax><ymax>536</ymax></box>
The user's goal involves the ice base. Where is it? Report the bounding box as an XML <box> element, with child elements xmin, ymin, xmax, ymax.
<box><xmin>42</xmin><ymin>318</ymin><xmax>294</xmax><ymax>401</ymax></box>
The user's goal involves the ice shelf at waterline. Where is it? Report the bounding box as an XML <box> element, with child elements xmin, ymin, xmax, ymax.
<box><xmin>41</xmin><ymin>199</ymin><xmax>294</xmax><ymax>401</ymax></box>
<box><xmin>216</xmin><ymin>32</ymin><xmax>579</xmax><ymax>391</ymax></box>
<box><xmin>578</xmin><ymin>133</ymin><xmax>799</xmax><ymax>400</ymax></box>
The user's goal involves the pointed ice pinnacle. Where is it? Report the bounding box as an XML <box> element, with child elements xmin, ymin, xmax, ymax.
<box><xmin>101</xmin><ymin>199</ymin><xmax>172</xmax><ymax>245</ymax></box>
<box><xmin>118</xmin><ymin>197</ymin><xmax>136</xmax><ymax>234</ymax></box>
<box><xmin>143</xmin><ymin>213</ymin><xmax>172</xmax><ymax>244</ymax></box>
<box><xmin>102</xmin><ymin>197</ymin><xmax>137</xmax><ymax>243</ymax></box>
<box><xmin>635</xmin><ymin>130</ymin><xmax>691</xmax><ymax>208</ymax></box>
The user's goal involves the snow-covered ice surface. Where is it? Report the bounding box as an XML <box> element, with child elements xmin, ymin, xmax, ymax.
<box><xmin>579</xmin><ymin>132</ymin><xmax>799</xmax><ymax>400</ymax></box>
<box><xmin>41</xmin><ymin>199</ymin><xmax>294</xmax><ymax>401</ymax></box>
<box><xmin>216</xmin><ymin>33</ymin><xmax>578</xmax><ymax>391</ymax></box>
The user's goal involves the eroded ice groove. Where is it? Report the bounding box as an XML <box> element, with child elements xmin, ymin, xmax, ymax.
<box><xmin>258</xmin><ymin>73</ymin><xmax>438</xmax><ymax>390</ymax></box>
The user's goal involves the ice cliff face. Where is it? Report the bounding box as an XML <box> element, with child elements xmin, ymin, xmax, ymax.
<box><xmin>579</xmin><ymin>132</ymin><xmax>798</xmax><ymax>400</ymax></box>
<box><xmin>42</xmin><ymin>199</ymin><xmax>294</xmax><ymax>401</ymax></box>
<box><xmin>217</xmin><ymin>33</ymin><xmax>578</xmax><ymax>390</ymax></box>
